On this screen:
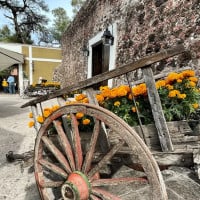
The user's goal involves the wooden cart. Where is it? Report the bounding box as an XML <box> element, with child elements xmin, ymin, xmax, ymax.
<box><xmin>21</xmin><ymin>45</ymin><xmax>199</xmax><ymax>200</ymax></box>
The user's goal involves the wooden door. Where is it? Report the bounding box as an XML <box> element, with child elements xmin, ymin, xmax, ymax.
<box><xmin>92</xmin><ymin>42</ymin><xmax>110</xmax><ymax>89</ymax></box>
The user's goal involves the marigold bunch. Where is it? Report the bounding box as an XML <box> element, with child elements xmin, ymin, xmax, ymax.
<box><xmin>28</xmin><ymin>69</ymin><xmax>200</xmax><ymax>129</ymax></box>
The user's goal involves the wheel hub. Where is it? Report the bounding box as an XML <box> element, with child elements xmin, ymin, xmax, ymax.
<box><xmin>61</xmin><ymin>171</ymin><xmax>91</xmax><ymax>200</ymax></box>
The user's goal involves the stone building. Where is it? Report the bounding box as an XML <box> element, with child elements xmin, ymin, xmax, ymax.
<box><xmin>54</xmin><ymin>0</ymin><xmax>200</xmax><ymax>88</ymax></box>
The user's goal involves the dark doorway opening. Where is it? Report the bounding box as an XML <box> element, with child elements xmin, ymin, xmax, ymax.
<box><xmin>92</xmin><ymin>42</ymin><xmax>110</xmax><ymax>89</ymax></box>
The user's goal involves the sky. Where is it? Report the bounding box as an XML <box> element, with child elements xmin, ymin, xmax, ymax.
<box><xmin>0</xmin><ymin>0</ymin><xmax>74</xmax><ymax>28</ymax></box>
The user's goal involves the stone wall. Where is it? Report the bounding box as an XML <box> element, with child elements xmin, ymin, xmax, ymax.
<box><xmin>54</xmin><ymin>0</ymin><xmax>200</xmax><ymax>88</ymax></box>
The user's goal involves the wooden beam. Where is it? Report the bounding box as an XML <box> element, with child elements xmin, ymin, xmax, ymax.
<box><xmin>21</xmin><ymin>44</ymin><xmax>185</xmax><ymax>108</ymax></box>
<box><xmin>142</xmin><ymin>67</ymin><xmax>173</xmax><ymax>152</ymax></box>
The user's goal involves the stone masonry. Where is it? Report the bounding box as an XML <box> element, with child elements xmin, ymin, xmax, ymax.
<box><xmin>54</xmin><ymin>0</ymin><xmax>200</xmax><ymax>88</ymax></box>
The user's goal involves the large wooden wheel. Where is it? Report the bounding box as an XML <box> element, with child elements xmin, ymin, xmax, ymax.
<box><xmin>34</xmin><ymin>103</ymin><xmax>168</xmax><ymax>200</ymax></box>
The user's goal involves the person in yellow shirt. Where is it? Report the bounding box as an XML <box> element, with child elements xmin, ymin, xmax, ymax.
<box><xmin>2</xmin><ymin>78</ymin><xmax>8</xmax><ymax>93</ymax></box>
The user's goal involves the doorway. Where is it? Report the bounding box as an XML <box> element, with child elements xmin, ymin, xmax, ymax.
<box><xmin>92</xmin><ymin>42</ymin><xmax>110</xmax><ymax>89</ymax></box>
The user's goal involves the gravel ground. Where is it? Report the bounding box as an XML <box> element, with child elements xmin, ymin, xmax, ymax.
<box><xmin>0</xmin><ymin>94</ymin><xmax>39</xmax><ymax>200</ymax></box>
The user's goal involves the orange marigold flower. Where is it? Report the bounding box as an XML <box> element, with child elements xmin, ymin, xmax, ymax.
<box><xmin>76</xmin><ymin>112</ymin><xmax>84</xmax><ymax>119</ymax></box>
<box><xmin>117</xmin><ymin>87</ymin><xmax>128</xmax><ymax>97</ymax></box>
<box><xmin>37</xmin><ymin>115</ymin><xmax>44</xmax><ymax>124</ymax></box>
<box><xmin>165</xmin><ymin>84</ymin><xmax>174</xmax><ymax>90</ymax></box>
<box><xmin>75</xmin><ymin>94</ymin><xmax>87</xmax><ymax>101</ymax></box>
<box><xmin>82</xmin><ymin>98</ymin><xmax>89</xmax><ymax>103</ymax></box>
<box><xmin>82</xmin><ymin>118</ymin><xmax>91</xmax><ymax>125</ymax></box>
<box><xmin>109</xmin><ymin>89</ymin><xmax>118</xmax><ymax>98</ymax></box>
<box><xmin>117</xmin><ymin>85</ymin><xmax>130</xmax><ymax>96</ymax></box>
<box><xmin>188</xmin><ymin>77</ymin><xmax>198</xmax><ymax>83</ymax></box>
<box><xmin>181</xmin><ymin>70</ymin><xmax>195</xmax><ymax>78</ymax></box>
<box><xmin>28</xmin><ymin>121</ymin><xmax>35</xmax><ymax>128</ymax></box>
<box><xmin>29</xmin><ymin>112</ymin><xmax>33</xmax><ymax>118</ymax></box>
<box><xmin>114</xmin><ymin>101</ymin><xmax>120</xmax><ymax>107</ymax></box>
<box><xmin>66</xmin><ymin>100</ymin><xmax>78</xmax><ymax>105</ymax></box>
<box><xmin>132</xmin><ymin>83</ymin><xmax>147</xmax><ymax>96</ymax></box>
<box><xmin>168</xmin><ymin>90</ymin><xmax>180</xmax><ymax>98</ymax></box>
<box><xmin>165</xmin><ymin>72</ymin><xmax>179</xmax><ymax>84</ymax></box>
<box><xmin>189</xmin><ymin>81</ymin><xmax>196</xmax><ymax>87</ymax></box>
<box><xmin>193</xmin><ymin>103</ymin><xmax>199</xmax><ymax>109</ymax></box>
<box><xmin>96</xmin><ymin>94</ymin><xmax>104</xmax><ymax>103</ymax></box>
<box><xmin>100</xmin><ymin>86</ymin><xmax>110</xmax><ymax>91</ymax></box>
<box><xmin>177</xmin><ymin>93</ymin><xmax>186</xmax><ymax>99</ymax></box>
<box><xmin>177</xmin><ymin>79</ymin><xmax>182</xmax><ymax>83</ymax></box>
<box><xmin>155</xmin><ymin>80</ymin><xmax>166</xmax><ymax>89</ymax></box>
<box><xmin>128</xmin><ymin>93</ymin><xmax>133</xmax><ymax>100</ymax></box>
<box><xmin>43</xmin><ymin>110</ymin><xmax>51</xmax><ymax>118</ymax></box>
<box><xmin>132</xmin><ymin>107</ymin><xmax>137</xmax><ymax>112</ymax></box>
<box><xmin>52</xmin><ymin>105</ymin><xmax>60</xmax><ymax>111</ymax></box>
<box><xmin>101</xmin><ymin>90</ymin><xmax>111</xmax><ymax>98</ymax></box>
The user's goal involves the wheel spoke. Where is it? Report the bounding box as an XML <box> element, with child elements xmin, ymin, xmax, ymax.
<box><xmin>92</xmin><ymin>187</ymin><xmax>121</xmax><ymax>200</ymax></box>
<box><xmin>40</xmin><ymin>181</ymin><xmax>63</xmax><ymax>188</ymax></box>
<box><xmin>41</xmin><ymin>136</ymin><xmax>72</xmax><ymax>174</ymax></box>
<box><xmin>53</xmin><ymin>120</ymin><xmax>75</xmax><ymax>171</ymax></box>
<box><xmin>82</xmin><ymin>119</ymin><xmax>100</xmax><ymax>173</ymax></box>
<box><xmin>71</xmin><ymin>113</ymin><xmax>83</xmax><ymax>170</ymax></box>
<box><xmin>88</xmin><ymin>140</ymin><xmax>125</xmax><ymax>178</ymax></box>
<box><xmin>91</xmin><ymin>177</ymin><xmax>148</xmax><ymax>187</ymax></box>
<box><xmin>38</xmin><ymin>158</ymin><xmax>68</xmax><ymax>178</ymax></box>
<box><xmin>90</xmin><ymin>194</ymin><xmax>102</xmax><ymax>200</ymax></box>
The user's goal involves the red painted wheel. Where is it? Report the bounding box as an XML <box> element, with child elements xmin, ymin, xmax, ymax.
<box><xmin>34</xmin><ymin>104</ymin><xmax>168</xmax><ymax>200</ymax></box>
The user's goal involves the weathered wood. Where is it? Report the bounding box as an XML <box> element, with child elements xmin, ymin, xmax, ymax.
<box><xmin>21</xmin><ymin>44</ymin><xmax>185</xmax><ymax>108</ymax></box>
<box><xmin>85</xmin><ymin>88</ymin><xmax>110</xmax><ymax>152</ymax></box>
<box><xmin>193</xmin><ymin>149</ymin><xmax>200</xmax><ymax>179</ymax></box>
<box><xmin>31</xmin><ymin>105</ymin><xmax>41</xmax><ymax>132</ymax></box>
<box><xmin>142</xmin><ymin>67</ymin><xmax>173</xmax><ymax>152</ymax></box>
<box><xmin>125</xmin><ymin>151</ymin><xmax>194</xmax><ymax>168</ymax></box>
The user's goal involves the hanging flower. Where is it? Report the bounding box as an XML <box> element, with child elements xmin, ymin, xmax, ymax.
<box><xmin>76</xmin><ymin>112</ymin><xmax>84</xmax><ymax>119</ymax></box>
<box><xmin>29</xmin><ymin>112</ymin><xmax>33</xmax><ymax>118</ymax></box>
<box><xmin>28</xmin><ymin>121</ymin><xmax>35</xmax><ymax>128</ymax></box>
<box><xmin>37</xmin><ymin>115</ymin><xmax>44</xmax><ymax>124</ymax></box>
<box><xmin>82</xmin><ymin>118</ymin><xmax>91</xmax><ymax>125</ymax></box>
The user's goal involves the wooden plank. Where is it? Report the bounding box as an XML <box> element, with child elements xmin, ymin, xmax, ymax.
<box><xmin>123</xmin><ymin>150</ymin><xmax>194</xmax><ymax>168</ymax></box>
<box><xmin>85</xmin><ymin>88</ymin><xmax>110</xmax><ymax>152</ymax></box>
<box><xmin>193</xmin><ymin>149</ymin><xmax>200</xmax><ymax>179</ymax></box>
<box><xmin>142</xmin><ymin>67</ymin><xmax>173</xmax><ymax>152</ymax></box>
<box><xmin>21</xmin><ymin>44</ymin><xmax>185</xmax><ymax>108</ymax></box>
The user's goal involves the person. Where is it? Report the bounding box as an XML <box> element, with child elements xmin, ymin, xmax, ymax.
<box><xmin>38</xmin><ymin>77</ymin><xmax>43</xmax><ymax>84</ymax></box>
<box><xmin>2</xmin><ymin>78</ymin><xmax>8</xmax><ymax>93</ymax></box>
<box><xmin>7</xmin><ymin>75</ymin><xmax>15</xmax><ymax>94</ymax></box>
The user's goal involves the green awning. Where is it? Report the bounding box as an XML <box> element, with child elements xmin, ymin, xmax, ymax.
<box><xmin>0</xmin><ymin>47</ymin><xmax>24</xmax><ymax>71</ymax></box>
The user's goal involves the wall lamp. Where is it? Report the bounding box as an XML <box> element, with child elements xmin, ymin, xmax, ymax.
<box><xmin>81</xmin><ymin>44</ymin><xmax>89</xmax><ymax>57</ymax></box>
<box><xmin>101</xmin><ymin>27</ymin><xmax>114</xmax><ymax>46</ymax></box>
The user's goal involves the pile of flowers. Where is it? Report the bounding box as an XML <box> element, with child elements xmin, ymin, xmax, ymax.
<box><xmin>31</xmin><ymin>82</ymin><xmax>60</xmax><ymax>89</ymax></box>
<box><xmin>28</xmin><ymin>69</ymin><xmax>200</xmax><ymax>130</ymax></box>
<box><xmin>97</xmin><ymin>69</ymin><xmax>200</xmax><ymax>124</ymax></box>
<box><xmin>28</xmin><ymin>104</ymin><xmax>60</xmax><ymax>128</ymax></box>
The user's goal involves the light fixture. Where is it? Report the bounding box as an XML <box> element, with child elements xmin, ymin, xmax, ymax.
<box><xmin>81</xmin><ymin>44</ymin><xmax>89</xmax><ymax>57</ymax></box>
<box><xmin>101</xmin><ymin>27</ymin><xmax>114</xmax><ymax>46</ymax></box>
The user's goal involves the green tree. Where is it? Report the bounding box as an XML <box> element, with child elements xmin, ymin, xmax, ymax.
<box><xmin>0</xmin><ymin>25</ymin><xmax>11</xmax><ymax>41</ymax></box>
<box><xmin>71</xmin><ymin>0</ymin><xmax>86</xmax><ymax>15</ymax></box>
<box><xmin>0</xmin><ymin>25</ymin><xmax>19</xmax><ymax>42</ymax></box>
<box><xmin>0</xmin><ymin>0</ymin><xmax>49</xmax><ymax>44</ymax></box>
<box><xmin>51</xmin><ymin>7</ymin><xmax>71</xmax><ymax>43</ymax></box>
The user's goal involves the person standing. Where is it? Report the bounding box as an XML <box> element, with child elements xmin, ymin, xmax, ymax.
<box><xmin>2</xmin><ymin>78</ymin><xmax>8</xmax><ymax>93</ymax></box>
<box><xmin>7</xmin><ymin>75</ymin><xmax>15</xmax><ymax>94</ymax></box>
